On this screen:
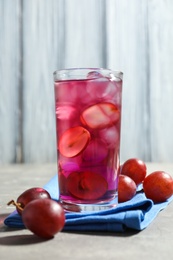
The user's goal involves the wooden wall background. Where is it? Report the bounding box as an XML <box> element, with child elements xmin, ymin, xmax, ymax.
<box><xmin>1</xmin><ymin>0</ymin><xmax>173</xmax><ymax>164</ymax></box>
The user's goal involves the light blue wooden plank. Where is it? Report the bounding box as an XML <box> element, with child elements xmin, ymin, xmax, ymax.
<box><xmin>1</xmin><ymin>0</ymin><xmax>173</xmax><ymax>163</ymax></box>
<box><xmin>148</xmin><ymin>0</ymin><xmax>173</xmax><ymax>162</ymax></box>
<box><xmin>0</xmin><ymin>0</ymin><xmax>21</xmax><ymax>163</ymax></box>
<box><xmin>22</xmin><ymin>0</ymin><xmax>65</xmax><ymax>162</ymax></box>
<box><xmin>64</xmin><ymin>0</ymin><xmax>106</xmax><ymax>68</ymax></box>
<box><xmin>106</xmin><ymin>0</ymin><xmax>150</xmax><ymax>162</ymax></box>
<box><xmin>22</xmin><ymin>0</ymin><xmax>107</xmax><ymax>163</ymax></box>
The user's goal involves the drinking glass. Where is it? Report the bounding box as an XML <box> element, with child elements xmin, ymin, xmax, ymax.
<box><xmin>53</xmin><ymin>68</ymin><xmax>123</xmax><ymax>212</ymax></box>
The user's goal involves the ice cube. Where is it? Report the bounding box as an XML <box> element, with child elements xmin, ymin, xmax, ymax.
<box><xmin>87</xmin><ymin>71</ymin><xmax>103</xmax><ymax>79</ymax></box>
<box><xmin>56</xmin><ymin>104</ymin><xmax>77</xmax><ymax>120</ymax></box>
<box><xmin>59</xmin><ymin>162</ymin><xmax>80</xmax><ymax>177</ymax></box>
<box><xmin>82</xmin><ymin>139</ymin><xmax>108</xmax><ymax>163</ymax></box>
<box><xmin>99</xmin><ymin>126</ymin><xmax>119</xmax><ymax>149</ymax></box>
<box><xmin>55</xmin><ymin>81</ymin><xmax>78</xmax><ymax>103</ymax></box>
<box><xmin>86</xmin><ymin>77</ymin><xmax>118</xmax><ymax>101</ymax></box>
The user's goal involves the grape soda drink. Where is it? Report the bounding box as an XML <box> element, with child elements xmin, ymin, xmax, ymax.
<box><xmin>53</xmin><ymin>68</ymin><xmax>123</xmax><ymax>212</ymax></box>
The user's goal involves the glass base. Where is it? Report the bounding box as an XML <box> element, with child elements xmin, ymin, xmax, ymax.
<box><xmin>60</xmin><ymin>195</ymin><xmax>118</xmax><ymax>213</ymax></box>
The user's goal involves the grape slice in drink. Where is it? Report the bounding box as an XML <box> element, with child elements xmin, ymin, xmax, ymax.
<box><xmin>58</xmin><ymin>126</ymin><xmax>90</xmax><ymax>158</ymax></box>
<box><xmin>66</xmin><ymin>171</ymin><xmax>108</xmax><ymax>200</ymax></box>
<box><xmin>81</xmin><ymin>102</ymin><xmax>120</xmax><ymax>129</ymax></box>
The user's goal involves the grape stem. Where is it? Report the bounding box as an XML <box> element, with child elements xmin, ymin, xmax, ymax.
<box><xmin>7</xmin><ymin>200</ymin><xmax>23</xmax><ymax>211</ymax></box>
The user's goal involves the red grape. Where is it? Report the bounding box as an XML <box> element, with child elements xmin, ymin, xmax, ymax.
<box><xmin>8</xmin><ymin>187</ymin><xmax>51</xmax><ymax>215</ymax></box>
<box><xmin>58</xmin><ymin>126</ymin><xmax>90</xmax><ymax>157</ymax></box>
<box><xmin>118</xmin><ymin>175</ymin><xmax>137</xmax><ymax>203</ymax></box>
<box><xmin>143</xmin><ymin>171</ymin><xmax>173</xmax><ymax>203</ymax></box>
<box><xmin>22</xmin><ymin>199</ymin><xmax>65</xmax><ymax>239</ymax></box>
<box><xmin>67</xmin><ymin>171</ymin><xmax>108</xmax><ymax>200</ymax></box>
<box><xmin>121</xmin><ymin>158</ymin><xmax>147</xmax><ymax>185</ymax></box>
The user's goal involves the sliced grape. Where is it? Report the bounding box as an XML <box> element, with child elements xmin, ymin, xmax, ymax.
<box><xmin>59</xmin><ymin>126</ymin><xmax>90</xmax><ymax>158</ymax></box>
<box><xmin>82</xmin><ymin>139</ymin><xmax>108</xmax><ymax>163</ymax></box>
<box><xmin>66</xmin><ymin>171</ymin><xmax>108</xmax><ymax>200</ymax></box>
<box><xmin>80</xmin><ymin>165</ymin><xmax>117</xmax><ymax>190</ymax></box>
<box><xmin>81</xmin><ymin>102</ymin><xmax>120</xmax><ymax>129</ymax></box>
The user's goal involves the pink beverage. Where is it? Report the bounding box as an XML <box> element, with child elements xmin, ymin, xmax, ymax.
<box><xmin>53</xmin><ymin>68</ymin><xmax>123</xmax><ymax>212</ymax></box>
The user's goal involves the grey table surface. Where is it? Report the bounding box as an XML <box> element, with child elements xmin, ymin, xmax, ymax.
<box><xmin>0</xmin><ymin>163</ymin><xmax>173</xmax><ymax>260</ymax></box>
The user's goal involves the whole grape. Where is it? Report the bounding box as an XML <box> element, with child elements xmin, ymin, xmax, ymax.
<box><xmin>7</xmin><ymin>187</ymin><xmax>51</xmax><ymax>215</ymax></box>
<box><xmin>121</xmin><ymin>158</ymin><xmax>147</xmax><ymax>185</ymax></box>
<box><xmin>143</xmin><ymin>171</ymin><xmax>173</xmax><ymax>203</ymax></box>
<box><xmin>118</xmin><ymin>175</ymin><xmax>137</xmax><ymax>202</ymax></box>
<box><xmin>16</xmin><ymin>187</ymin><xmax>51</xmax><ymax>215</ymax></box>
<box><xmin>22</xmin><ymin>199</ymin><xmax>65</xmax><ymax>239</ymax></box>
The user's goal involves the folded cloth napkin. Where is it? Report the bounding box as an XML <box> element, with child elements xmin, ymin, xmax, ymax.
<box><xmin>4</xmin><ymin>175</ymin><xmax>173</xmax><ymax>232</ymax></box>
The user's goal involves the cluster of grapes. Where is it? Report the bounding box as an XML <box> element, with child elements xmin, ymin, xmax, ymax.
<box><xmin>8</xmin><ymin>188</ymin><xmax>65</xmax><ymax>239</ymax></box>
<box><xmin>118</xmin><ymin>158</ymin><xmax>173</xmax><ymax>203</ymax></box>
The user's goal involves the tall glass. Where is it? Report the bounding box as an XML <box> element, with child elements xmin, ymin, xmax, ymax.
<box><xmin>53</xmin><ymin>68</ymin><xmax>123</xmax><ymax>212</ymax></box>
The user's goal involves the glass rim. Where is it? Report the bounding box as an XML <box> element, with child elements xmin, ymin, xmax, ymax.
<box><xmin>53</xmin><ymin>68</ymin><xmax>123</xmax><ymax>81</ymax></box>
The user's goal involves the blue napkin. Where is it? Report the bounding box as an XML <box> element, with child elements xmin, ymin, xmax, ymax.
<box><xmin>4</xmin><ymin>175</ymin><xmax>173</xmax><ymax>232</ymax></box>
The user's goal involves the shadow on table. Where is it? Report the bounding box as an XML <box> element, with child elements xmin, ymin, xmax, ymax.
<box><xmin>0</xmin><ymin>213</ymin><xmax>50</xmax><ymax>245</ymax></box>
<box><xmin>0</xmin><ymin>234</ymin><xmax>50</xmax><ymax>246</ymax></box>
<box><xmin>0</xmin><ymin>229</ymin><xmax>140</xmax><ymax>246</ymax></box>
<box><xmin>0</xmin><ymin>212</ymin><xmax>140</xmax><ymax>246</ymax></box>
<box><xmin>62</xmin><ymin>229</ymin><xmax>140</xmax><ymax>237</ymax></box>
